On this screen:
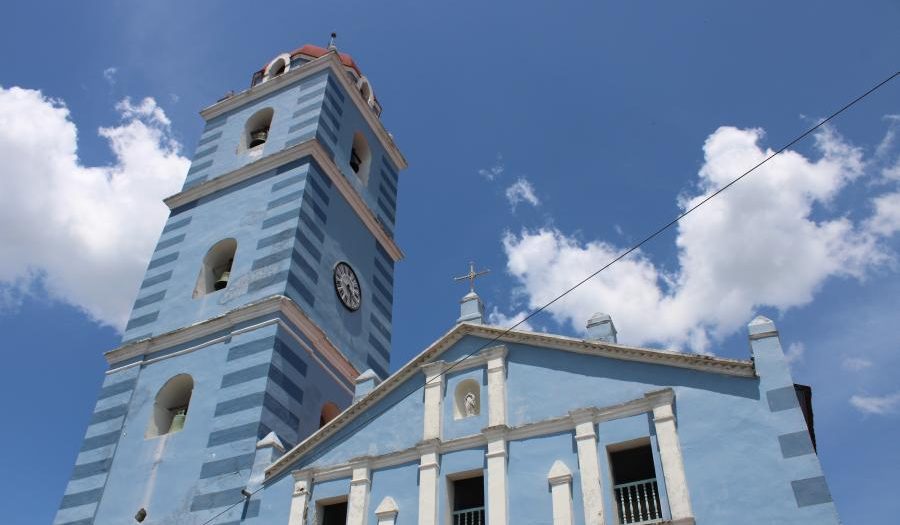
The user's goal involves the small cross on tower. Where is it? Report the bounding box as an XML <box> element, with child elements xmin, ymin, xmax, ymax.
<box><xmin>454</xmin><ymin>261</ymin><xmax>490</xmax><ymax>293</ymax></box>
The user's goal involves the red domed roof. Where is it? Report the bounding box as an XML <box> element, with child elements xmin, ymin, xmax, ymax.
<box><xmin>257</xmin><ymin>44</ymin><xmax>362</xmax><ymax>76</ymax></box>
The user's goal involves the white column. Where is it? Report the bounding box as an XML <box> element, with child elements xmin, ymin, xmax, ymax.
<box><xmin>547</xmin><ymin>460</ymin><xmax>574</xmax><ymax>525</ymax></box>
<box><xmin>288</xmin><ymin>473</ymin><xmax>311</xmax><ymax>525</ymax></box>
<box><xmin>483</xmin><ymin>346</ymin><xmax>508</xmax><ymax>427</ymax></box>
<box><xmin>374</xmin><ymin>496</ymin><xmax>399</xmax><ymax>525</ymax></box>
<box><xmin>652</xmin><ymin>400</ymin><xmax>694</xmax><ymax>523</ymax></box>
<box><xmin>417</xmin><ymin>441</ymin><xmax>440</xmax><ymax>525</ymax></box>
<box><xmin>484</xmin><ymin>426</ymin><xmax>509</xmax><ymax>525</ymax></box>
<box><xmin>347</xmin><ymin>462</ymin><xmax>371</xmax><ymax>525</ymax></box>
<box><xmin>421</xmin><ymin>361</ymin><xmax>445</xmax><ymax>441</ymax></box>
<box><xmin>571</xmin><ymin>409</ymin><xmax>604</xmax><ymax>525</ymax></box>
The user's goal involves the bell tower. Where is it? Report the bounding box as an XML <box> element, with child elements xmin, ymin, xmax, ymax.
<box><xmin>54</xmin><ymin>44</ymin><xmax>405</xmax><ymax>525</ymax></box>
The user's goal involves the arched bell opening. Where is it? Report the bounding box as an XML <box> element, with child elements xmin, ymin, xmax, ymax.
<box><xmin>349</xmin><ymin>132</ymin><xmax>372</xmax><ymax>185</ymax></box>
<box><xmin>193</xmin><ymin>238</ymin><xmax>237</xmax><ymax>298</ymax></box>
<box><xmin>242</xmin><ymin>107</ymin><xmax>274</xmax><ymax>151</ymax></box>
<box><xmin>146</xmin><ymin>374</ymin><xmax>194</xmax><ymax>438</ymax></box>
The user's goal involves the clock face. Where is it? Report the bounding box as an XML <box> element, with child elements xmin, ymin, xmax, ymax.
<box><xmin>333</xmin><ymin>261</ymin><xmax>361</xmax><ymax>311</ymax></box>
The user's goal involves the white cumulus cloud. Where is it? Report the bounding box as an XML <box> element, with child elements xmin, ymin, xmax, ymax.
<box><xmin>785</xmin><ymin>342</ymin><xmax>805</xmax><ymax>365</ymax></box>
<box><xmin>0</xmin><ymin>87</ymin><xmax>189</xmax><ymax>331</ymax></box>
<box><xmin>850</xmin><ymin>392</ymin><xmax>900</xmax><ymax>415</ymax></box>
<box><xmin>486</xmin><ymin>307</ymin><xmax>534</xmax><ymax>331</ymax></box>
<box><xmin>501</xmin><ymin>124</ymin><xmax>896</xmax><ymax>352</ymax></box>
<box><xmin>505</xmin><ymin>177</ymin><xmax>540</xmax><ymax>211</ymax></box>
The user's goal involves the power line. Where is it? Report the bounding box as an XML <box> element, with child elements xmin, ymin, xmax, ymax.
<box><xmin>203</xmin><ymin>70</ymin><xmax>898</xmax><ymax>525</ymax></box>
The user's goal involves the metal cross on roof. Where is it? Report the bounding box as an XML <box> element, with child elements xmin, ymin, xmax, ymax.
<box><xmin>454</xmin><ymin>261</ymin><xmax>490</xmax><ymax>293</ymax></box>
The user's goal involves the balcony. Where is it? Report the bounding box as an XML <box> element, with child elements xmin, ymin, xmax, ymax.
<box><xmin>452</xmin><ymin>506</ymin><xmax>485</xmax><ymax>525</ymax></box>
<box><xmin>614</xmin><ymin>478</ymin><xmax>663</xmax><ymax>524</ymax></box>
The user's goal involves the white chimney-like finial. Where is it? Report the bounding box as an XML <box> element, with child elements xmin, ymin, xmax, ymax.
<box><xmin>328</xmin><ymin>32</ymin><xmax>337</xmax><ymax>50</ymax></box>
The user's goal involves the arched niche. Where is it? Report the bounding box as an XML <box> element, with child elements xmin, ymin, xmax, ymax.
<box><xmin>146</xmin><ymin>374</ymin><xmax>194</xmax><ymax>438</ymax></box>
<box><xmin>349</xmin><ymin>132</ymin><xmax>372</xmax><ymax>185</ymax></box>
<box><xmin>454</xmin><ymin>378</ymin><xmax>481</xmax><ymax>420</ymax></box>
<box><xmin>193</xmin><ymin>238</ymin><xmax>237</xmax><ymax>298</ymax></box>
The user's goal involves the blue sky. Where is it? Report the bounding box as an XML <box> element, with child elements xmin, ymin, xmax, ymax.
<box><xmin>0</xmin><ymin>1</ymin><xmax>898</xmax><ymax>524</ymax></box>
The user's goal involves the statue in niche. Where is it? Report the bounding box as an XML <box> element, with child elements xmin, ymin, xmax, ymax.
<box><xmin>464</xmin><ymin>392</ymin><xmax>478</xmax><ymax>417</ymax></box>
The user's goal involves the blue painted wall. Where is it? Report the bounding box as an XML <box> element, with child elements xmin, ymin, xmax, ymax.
<box><xmin>273</xmin><ymin>329</ymin><xmax>838</xmax><ymax>525</ymax></box>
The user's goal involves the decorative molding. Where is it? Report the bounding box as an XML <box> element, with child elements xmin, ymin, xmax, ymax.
<box><xmin>266</xmin><ymin>309</ymin><xmax>749</xmax><ymax>478</ymax></box>
<box><xmin>199</xmin><ymin>51</ymin><xmax>407</xmax><ymax>171</ymax></box>
<box><xmin>257</xmin><ymin>431</ymin><xmax>286</xmax><ymax>453</ymax></box>
<box><xmin>375</xmin><ymin>496</ymin><xmax>398</xmax><ymax>524</ymax></box>
<box><xmin>749</xmin><ymin>330</ymin><xmax>779</xmax><ymax>340</ymax></box>
<box><xmin>164</xmin><ymin>139</ymin><xmax>403</xmax><ymax>262</ymax></box>
<box><xmin>105</xmin><ymin>295</ymin><xmax>358</xmax><ymax>394</ymax></box>
<box><xmin>285</xmin><ymin>390</ymin><xmax>675</xmax><ymax>487</ymax></box>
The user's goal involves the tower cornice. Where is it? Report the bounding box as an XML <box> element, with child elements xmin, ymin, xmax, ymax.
<box><xmin>199</xmin><ymin>51</ymin><xmax>407</xmax><ymax>171</ymax></box>
<box><xmin>163</xmin><ymin>139</ymin><xmax>404</xmax><ymax>262</ymax></box>
<box><xmin>104</xmin><ymin>295</ymin><xmax>360</xmax><ymax>391</ymax></box>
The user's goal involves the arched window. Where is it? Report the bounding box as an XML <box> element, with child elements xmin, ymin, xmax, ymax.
<box><xmin>356</xmin><ymin>77</ymin><xmax>375</xmax><ymax>107</ymax></box>
<box><xmin>193</xmin><ymin>238</ymin><xmax>237</xmax><ymax>298</ymax></box>
<box><xmin>146</xmin><ymin>374</ymin><xmax>193</xmax><ymax>438</ymax></box>
<box><xmin>349</xmin><ymin>132</ymin><xmax>371</xmax><ymax>185</ymax></box>
<box><xmin>242</xmin><ymin>108</ymin><xmax>274</xmax><ymax>151</ymax></box>
<box><xmin>263</xmin><ymin>53</ymin><xmax>291</xmax><ymax>81</ymax></box>
<box><xmin>454</xmin><ymin>378</ymin><xmax>480</xmax><ymax>419</ymax></box>
<box><xmin>319</xmin><ymin>402</ymin><xmax>341</xmax><ymax>428</ymax></box>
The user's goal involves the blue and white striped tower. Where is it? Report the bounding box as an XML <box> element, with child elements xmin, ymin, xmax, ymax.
<box><xmin>54</xmin><ymin>43</ymin><xmax>406</xmax><ymax>525</ymax></box>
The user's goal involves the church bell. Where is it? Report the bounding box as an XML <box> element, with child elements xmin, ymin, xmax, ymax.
<box><xmin>169</xmin><ymin>408</ymin><xmax>187</xmax><ymax>433</ymax></box>
<box><xmin>213</xmin><ymin>259</ymin><xmax>233</xmax><ymax>291</ymax></box>
<box><xmin>213</xmin><ymin>269</ymin><xmax>230</xmax><ymax>291</ymax></box>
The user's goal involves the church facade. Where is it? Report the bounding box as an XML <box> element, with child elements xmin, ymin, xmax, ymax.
<box><xmin>53</xmin><ymin>43</ymin><xmax>840</xmax><ymax>525</ymax></box>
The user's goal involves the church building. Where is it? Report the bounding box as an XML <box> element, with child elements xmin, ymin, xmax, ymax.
<box><xmin>53</xmin><ymin>42</ymin><xmax>840</xmax><ymax>525</ymax></box>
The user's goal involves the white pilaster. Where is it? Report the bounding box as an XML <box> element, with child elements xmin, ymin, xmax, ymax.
<box><xmin>417</xmin><ymin>441</ymin><xmax>441</xmax><ymax>525</ymax></box>
<box><xmin>484</xmin><ymin>426</ymin><xmax>509</xmax><ymax>525</ymax></box>
<box><xmin>483</xmin><ymin>346</ymin><xmax>508</xmax><ymax>427</ymax></box>
<box><xmin>375</xmin><ymin>496</ymin><xmax>399</xmax><ymax>525</ymax></box>
<box><xmin>347</xmin><ymin>462</ymin><xmax>371</xmax><ymax>525</ymax></box>
<box><xmin>547</xmin><ymin>460</ymin><xmax>574</xmax><ymax>525</ymax></box>
<box><xmin>652</xmin><ymin>399</ymin><xmax>693</xmax><ymax>522</ymax></box>
<box><xmin>571</xmin><ymin>409</ymin><xmax>604</xmax><ymax>525</ymax></box>
<box><xmin>288</xmin><ymin>473</ymin><xmax>312</xmax><ymax>525</ymax></box>
<box><xmin>421</xmin><ymin>361</ymin><xmax>445</xmax><ymax>441</ymax></box>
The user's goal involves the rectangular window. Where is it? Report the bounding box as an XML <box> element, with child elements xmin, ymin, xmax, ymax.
<box><xmin>319</xmin><ymin>500</ymin><xmax>347</xmax><ymax>525</ymax></box>
<box><xmin>451</xmin><ymin>476</ymin><xmax>485</xmax><ymax>525</ymax></box>
<box><xmin>610</xmin><ymin>445</ymin><xmax>663</xmax><ymax>524</ymax></box>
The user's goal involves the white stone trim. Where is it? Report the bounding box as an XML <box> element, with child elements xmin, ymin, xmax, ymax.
<box><xmin>104</xmin><ymin>295</ymin><xmax>358</xmax><ymax>395</ymax></box>
<box><xmin>484</xmin><ymin>346</ymin><xmax>507</xmax><ymax>427</ymax></box>
<box><xmin>200</xmin><ymin>51</ymin><xmax>407</xmax><ymax>170</ymax></box>
<box><xmin>374</xmin><ymin>496</ymin><xmax>398</xmax><ymax>525</ymax></box>
<box><xmin>347</xmin><ymin>462</ymin><xmax>371</xmax><ymax>525</ymax></box>
<box><xmin>572</xmin><ymin>410</ymin><xmax>605</xmax><ymax>525</ymax></box>
<box><xmin>652</xmin><ymin>401</ymin><xmax>693</xmax><ymax>522</ymax></box>
<box><xmin>484</xmin><ymin>426</ymin><xmax>509</xmax><ymax>525</ymax></box>
<box><xmin>288</xmin><ymin>475</ymin><xmax>311</xmax><ymax>525</ymax></box>
<box><xmin>421</xmin><ymin>361</ymin><xmax>445</xmax><ymax>441</ymax></box>
<box><xmin>285</xmin><ymin>389</ymin><xmax>679</xmax><ymax>490</ymax></box>
<box><xmin>417</xmin><ymin>441</ymin><xmax>440</xmax><ymax>525</ymax></box>
<box><xmin>547</xmin><ymin>461</ymin><xmax>574</xmax><ymax>525</ymax></box>
<box><xmin>164</xmin><ymin>139</ymin><xmax>404</xmax><ymax>262</ymax></box>
<box><xmin>267</xmin><ymin>314</ymin><xmax>742</xmax><ymax>479</ymax></box>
